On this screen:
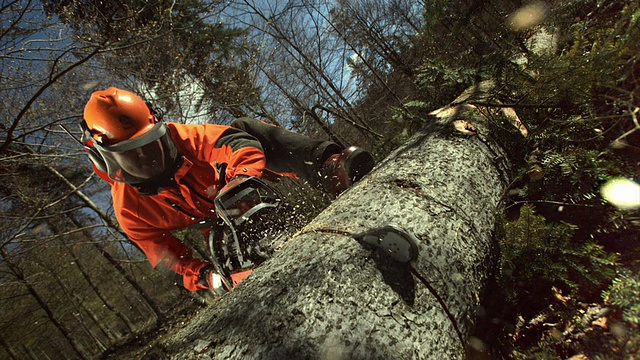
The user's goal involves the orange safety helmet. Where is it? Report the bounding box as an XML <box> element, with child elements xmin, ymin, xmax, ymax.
<box><xmin>83</xmin><ymin>87</ymin><xmax>157</xmax><ymax>144</ymax></box>
<box><xmin>81</xmin><ymin>87</ymin><xmax>181</xmax><ymax>186</ymax></box>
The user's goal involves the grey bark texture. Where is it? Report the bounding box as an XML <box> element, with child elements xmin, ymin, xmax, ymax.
<box><xmin>151</xmin><ymin>108</ymin><xmax>510</xmax><ymax>359</ymax></box>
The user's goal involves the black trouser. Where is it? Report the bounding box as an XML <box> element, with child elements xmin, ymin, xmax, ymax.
<box><xmin>231</xmin><ymin>117</ymin><xmax>341</xmax><ymax>187</ymax></box>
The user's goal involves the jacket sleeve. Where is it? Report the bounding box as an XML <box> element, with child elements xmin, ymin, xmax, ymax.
<box><xmin>132</xmin><ymin>231</ymin><xmax>210</xmax><ymax>292</ymax></box>
<box><xmin>170</xmin><ymin>123</ymin><xmax>266</xmax><ymax>183</ymax></box>
<box><xmin>112</xmin><ymin>185</ymin><xmax>210</xmax><ymax>292</ymax></box>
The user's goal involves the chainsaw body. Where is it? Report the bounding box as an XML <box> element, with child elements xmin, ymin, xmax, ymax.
<box><xmin>207</xmin><ymin>177</ymin><xmax>284</xmax><ymax>287</ymax></box>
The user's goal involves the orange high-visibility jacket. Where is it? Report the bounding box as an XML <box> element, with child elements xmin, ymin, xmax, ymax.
<box><xmin>101</xmin><ymin>123</ymin><xmax>266</xmax><ymax>291</ymax></box>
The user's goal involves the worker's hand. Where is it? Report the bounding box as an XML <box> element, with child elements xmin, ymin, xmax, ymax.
<box><xmin>201</xmin><ymin>268</ymin><xmax>231</xmax><ymax>297</ymax></box>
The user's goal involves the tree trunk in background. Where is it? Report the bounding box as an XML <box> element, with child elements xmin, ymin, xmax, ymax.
<box><xmin>64</xmin><ymin>214</ymin><xmax>136</xmax><ymax>333</ymax></box>
<box><xmin>0</xmin><ymin>248</ymin><xmax>86</xmax><ymax>359</ymax></box>
<box><xmin>33</xmin><ymin>245</ymin><xmax>109</xmax><ymax>354</ymax></box>
<box><xmin>150</xmin><ymin>106</ymin><xmax>510</xmax><ymax>359</ymax></box>
<box><xmin>0</xmin><ymin>335</ymin><xmax>19</xmax><ymax>359</ymax></box>
<box><xmin>89</xmin><ymin>239</ymin><xmax>167</xmax><ymax>322</ymax></box>
<box><xmin>49</xmin><ymin>170</ymin><xmax>167</xmax><ymax>322</ymax></box>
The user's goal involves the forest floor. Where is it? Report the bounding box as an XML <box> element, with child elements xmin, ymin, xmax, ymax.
<box><xmin>100</xmin><ymin>295</ymin><xmax>212</xmax><ymax>360</ymax></box>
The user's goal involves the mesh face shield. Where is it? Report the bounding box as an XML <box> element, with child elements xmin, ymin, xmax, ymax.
<box><xmin>82</xmin><ymin>122</ymin><xmax>180</xmax><ymax>184</ymax></box>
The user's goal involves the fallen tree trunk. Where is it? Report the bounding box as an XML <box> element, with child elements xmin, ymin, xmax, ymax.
<box><xmin>150</xmin><ymin>107</ymin><xmax>511</xmax><ymax>359</ymax></box>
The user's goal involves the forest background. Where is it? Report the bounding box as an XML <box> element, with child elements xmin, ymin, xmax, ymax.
<box><xmin>0</xmin><ymin>0</ymin><xmax>638</xmax><ymax>358</ymax></box>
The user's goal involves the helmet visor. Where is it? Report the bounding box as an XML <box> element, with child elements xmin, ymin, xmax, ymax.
<box><xmin>84</xmin><ymin>122</ymin><xmax>179</xmax><ymax>183</ymax></box>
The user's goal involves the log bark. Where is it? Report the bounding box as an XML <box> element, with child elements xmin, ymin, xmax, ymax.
<box><xmin>151</xmin><ymin>108</ymin><xmax>510</xmax><ymax>359</ymax></box>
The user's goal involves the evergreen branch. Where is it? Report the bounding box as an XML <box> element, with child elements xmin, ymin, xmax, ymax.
<box><xmin>505</xmin><ymin>200</ymin><xmax>598</xmax><ymax>211</ymax></box>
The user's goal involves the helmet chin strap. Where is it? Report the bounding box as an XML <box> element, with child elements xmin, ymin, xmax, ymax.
<box><xmin>131</xmin><ymin>155</ymin><xmax>183</xmax><ymax>196</ymax></box>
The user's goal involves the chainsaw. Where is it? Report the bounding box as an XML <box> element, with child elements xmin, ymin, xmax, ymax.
<box><xmin>208</xmin><ymin>176</ymin><xmax>285</xmax><ymax>287</ymax></box>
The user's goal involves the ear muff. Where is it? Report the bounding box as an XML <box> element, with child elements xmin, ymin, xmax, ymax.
<box><xmin>79</xmin><ymin>120</ymin><xmax>108</xmax><ymax>175</ymax></box>
<box><xmin>85</xmin><ymin>145</ymin><xmax>108</xmax><ymax>174</ymax></box>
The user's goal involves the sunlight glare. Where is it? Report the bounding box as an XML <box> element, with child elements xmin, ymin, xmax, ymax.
<box><xmin>507</xmin><ymin>2</ymin><xmax>548</xmax><ymax>31</ymax></box>
<box><xmin>601</xmin><ymin>178</ymin><xmax>640</xmax><ymax>210</ymax></box>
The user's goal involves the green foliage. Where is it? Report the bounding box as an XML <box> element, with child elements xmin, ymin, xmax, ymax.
<box><xmin>603</xmin><ymin>269</ymin><xmax>640</xmax><ymax>325</ymax></box>
<box><xmin>390</xmin><ymin>62</ymin><xmax>476</xmax><ymax>132</ymax></box>
<box><xmin>415</xmin><ymin>62</ymin><xmax>477</xmax><ymax>91</ymax></box>
<box><xmin>500</xmin><ymin>205</ymin><xmax>619</xmax><ymax>310</ymax></box>
<box><xmin>415</xmin><ymin>62</ymin><xmax>477</xmax><ymax>106</ymax></box>
<box><xmin>386</xmin><ymin>0</ymin><xmax>522</xmax><ymax>131</ymax></box>
<box><xmin>45</xmin><ymin>0</ymin><xmax>259</xmax><ymax>120</ymax></box>
<box><xmin>540</xmin><ymin>149</ymin><xmax>620</xmax><ymax>199</ymax></box>
<box><xmin>501</xmin><ymin>1</ymin><xmax>640</xmax><ymax>237</ymax></box>
<box><xmin>507</xmin><ymin>1</ymin><xmax>640</xmax><ymax>150</ymax></box>
<box><xmin>411</xmin><ymin>2</ymin><xmax>640</xmax><ymax>357</ymax></box>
